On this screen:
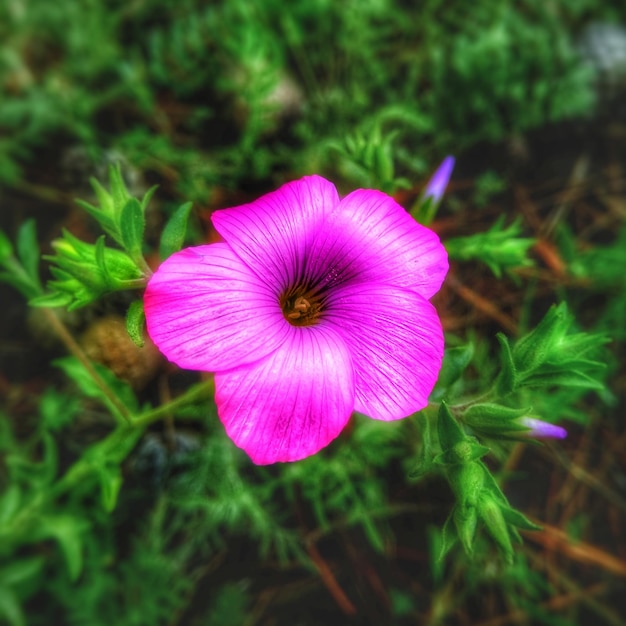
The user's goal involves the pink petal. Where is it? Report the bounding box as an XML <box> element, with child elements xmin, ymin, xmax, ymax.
<box><xmin>211</xmin><ymin>176</ymin><xmax>340</xmax><ymax>291</ymax></box>
<box><xmin>144</xmin><ymin>243</ymin><xmax>289</xmax><ymax>372</ymax></box>
<box><xmin>214</xmin><ymin>325</ymin><xmax>354</xmax><ymax>464</ymax></box>
<box><xmin>325</xmin><ymin>282</ymin><xmax>444</xmax><ymax>420</ymax></box>
<box><xmin>306</xmin><ymin>189</ymin><xmax>448</xmax><ymax>299</ymax></box>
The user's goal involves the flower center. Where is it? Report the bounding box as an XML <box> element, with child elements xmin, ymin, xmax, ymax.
<box><xmin>281</xmin><ymin>287</ymin><xmax>323</xmax><ymax>326</ymax></box>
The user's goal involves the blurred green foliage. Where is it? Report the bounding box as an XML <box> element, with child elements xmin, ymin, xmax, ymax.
<box><xmin>0</xmin><ymin>0</ymin><xmax>602</xmax><ymax>197</ymax></box>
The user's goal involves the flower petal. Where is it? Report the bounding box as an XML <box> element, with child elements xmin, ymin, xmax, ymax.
<box><xmin>144</xmin><ymin>243</ymin><xmax>289</xmax><ymax>372</ymax></box>
<box><xmin>214</xmin><ymin>325</ymin><xmax>354</xmax><ymax>464</ymax></box>
<box><xmin>211</xmin><ymin>175</ymin><xmax>340</xmax><ymax>291</ymax></box>
<box><xmin>325</xmin><ymin>282</ymin><xmax>444</xmax><ymax>420</ymax></box>
<box><xmin>306</xmin><ymin>189</ymin><xmax>448</xmax><ymax>299</ymax></box>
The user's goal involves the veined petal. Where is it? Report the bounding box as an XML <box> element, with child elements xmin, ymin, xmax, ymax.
<box><xmin>212</xmin><ymin>175</ymin><xmax>340</xmax><ymax>291</ymax></box>
<box><xmin>325</xmin><ymin>282</ymin><xmax>444</xmax><ymax>420</ymax></box>
<box><xmin>144</xmin><ymin>243</ymin><xmax>288</xmax><ymax>372</ymax></box>
<box><xmin>215</xmin><ymin>325</ymin><xmax>354</xmax><ymax>464</ymax></box>
<box><xmin>306</xmin><ymin>189</ymin><xmax>448</xmax><ymax>299</ymax></box>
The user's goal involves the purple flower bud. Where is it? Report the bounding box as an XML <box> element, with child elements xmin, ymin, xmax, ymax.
<box><xmin>519</xmin><ymin>417</ymin><xmax>567</xmax><ymax>439</ymax></box>
<box><xmin>423</xmin><ymin>156</ymin><xmax>455</xmax><ymax>204</ymax></box>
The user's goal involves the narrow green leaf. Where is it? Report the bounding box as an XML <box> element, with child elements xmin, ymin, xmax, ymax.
<box><xmin>437</xmin><ymin>401</ymin><xmax>466</xmax><ymax>451</ymax></box>
<box><xmin>437</xmin><ymin>512</ymin><xmax>458</xmax><ymax>563</ymax></box>
<box><xmin>0</xmin><ymin>484</ymin><xmax>21</xmax><ymax>524</ymax></box>
<box><xmin>120</xmin><ymin>197</ymin><xmax>145</xmax><ymax>258</ymax></box>
<box><xmin>93</xmin><ymin>235</ymin><xmax>115</xmax><ymax>289</ymax></box>
<box><xmin>36</xmin><ymin>515</ymin><xmax>86</xmax><ymax>581</ymax></box>
<box><xmin>1</xmin><ymin>271</ymin><xmax>42</xmax><ymax>300</ymax></box>
<box><xmin>97</xmin><ymin>464</ymin><xmax>123</xmax><ymax>512</ymax></box>
<box><xmin>89</xmin><ymin>177</ymin><xmax>114</xmax><ymax>214</ymax></box>
<box><xmin>500</xmin><ymin>505</ymin><xmax>542</xmax><ymax>531</ymax></box>
<box><xmin>76</xmin><ymin>199</ymin><xmax>119</xmax><ymax>244</ymax></box>
<box><xmin>109</xmin><ymin>162</ymin><xmax>129</xmax><ymax>213</ymax></box>
<box><xmin>0</xmin><ymin>586</ymin><xmax>25</xmax><ymax>626</ymax></box>
<box><xmin>126</xmin><ymin>300</ymin><xmax>146</xmax><ymax>348</ymax></box>
<box><xmin>495</xmin><ymin>333</ymin><xmax>517</xmax><ymax>396</ymax></box>
<box><xmin>140</xmin><ymin>184</ymin><xmax>159</xmax><ymax>212</ymax></box>
<box><xmin>0</xmin><ymin>557</ymin><xmax>45</xmax><ymax>587</ymax></box>
<box><xmin>15</xmin><ymin>220</ymin><xmax>41</xmax><ymax>290</ymax></box>
<box><xmin>28</xmin><ymin>291</ymin><xmax>72</xmax><ymax>309</ymax></box>
<box><xmin>0</xmin><ymin>230</ymin><xmax>13</xmax><ymax>263</ymax></box>
<box><xmin>159</xmin><ymin>201</ymin><xmax>193</xmax><ymax>260</ymax></box>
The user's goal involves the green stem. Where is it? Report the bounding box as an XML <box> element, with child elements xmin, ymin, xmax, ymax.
<box><xmin>133</xmin><ymin>377</ymin><xmax>214</xmax><ymax>428</ymax></box>
<box><xmin>41</xmin><ymin>307</ymin><xmax>133</xmax><ymax>424</ymax></box>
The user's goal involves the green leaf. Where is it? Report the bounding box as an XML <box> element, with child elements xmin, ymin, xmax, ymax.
<box><xmin>0</xmin><ymin>557</ymin><xmax>45</xmax><ymax>587</ymax></box>
<box><xmin>96</xmin><ymin>463</ymin><xmax>123</xmax><ymax>512</ymax></box>
<box><xmin>0</xmin><ymin>485</ymin><xmax>21</xmax><ymax>525</ymax></box>
<box><xmin>500</xmin><ymin>505</ymin><xmax>542</xmax><ymax>531</ymax></box>
<box><xmin>126</xmin><ymin>300</ymin><xmax>146</xmax><ymax>347</ymax></box>
<box><xmin>54</xmin><ymin>356</ymin><xmax>138</xmax><ymax>415</ymax></box>
<box><xmin>5</xmin><ymin>432</ymin><xmax>58</xmax><ymax>487</ymax></box>
<box><xmin>16</xmin><ymin>220</ymin><xmax>41</xmax><ymax>289</ymax></box>
<box><xmin>437</xmin><ymin>401</ymin><xmax>466</xmax><ymax>451</ymax></box>
<box><xmin>39</xmin><ymin>388</ymin><xmax>80</xmax><ymax>432</ymax></box>
<box><xmin>0</xmin><ymin>586</ymin><xmax>25</xmax><ymax>626</ymax></box>
<box><xmin>109</xmin><ymin>163</ymin><xmax>130</xmax><ymax>214</ymax></box>
<box><xmin>29</xmin><ymin>291</ymin><xmax>72</xmax><ymax>309</ymax></box>
<box><xmin>120</xmin><ymin>197</ymin><xmax>145</xmax><ymax>258</ymax></box>
<box><xmin>431</xmin><ymin>343</ymin><xmax>474</xmax><ymax>400</ymax></box>
<box><xmin>140</xmin><ymin>184</ymin><xmax>159</xmax><ymax>213</ymax></box>
<box><xmin>454</xmin><ymin>503</ymin><xmax>477</xmax><ymax>556</ymax></box>
<box><xmin>159</xmin><ymin>201</ymin><xmax>193</xmax><ymax>260</ymax></box>
<box><xmin>437</xmin><ymin>512</ymin><xmax>458</xmax><ymax>563</ymax></box>
<box><xmin>0</xmin><ymin>230</ymin><xmax>13</xmax><ymax>263</ymax></box>
<box><xmin>495</xmin><ymin>333</ymin><xmax>517</xmax><ymax>395</ymax></box>
<box><xmin>35</xmin><ymin>515</ymin><xmax>87</xmax><ymax>581</ymax></box>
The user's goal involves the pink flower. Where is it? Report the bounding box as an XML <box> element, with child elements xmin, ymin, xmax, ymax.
<box><xmin>144</xmin><ymin>176</ymin><xmax>448</xmax><ymax>464</ymax></box>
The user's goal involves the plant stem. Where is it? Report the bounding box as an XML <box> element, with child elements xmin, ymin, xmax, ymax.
<box><xmin>41</xmin><ymin>307</ymin><xmax>133</xmax><ymax>424</ymax></box>
<box><xmin>133</xmin><ymin>377</ymin><xmax>214</xmax><ymax>428</ymax></box>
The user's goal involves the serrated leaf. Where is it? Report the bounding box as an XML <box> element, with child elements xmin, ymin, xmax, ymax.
<box><xmin>159</xmin><ymin>201</ymin><xmax>193</xmax><ymax>260</ymax></box>
<box><xmin>126</xmin><ymin>300</ymin><xmax>146</xmax><ymax>347</ymax></box>
<box><xmin>120</xmin><ymin>197</ymin><xmax>145</xmax><ymax>258</ymax></box>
